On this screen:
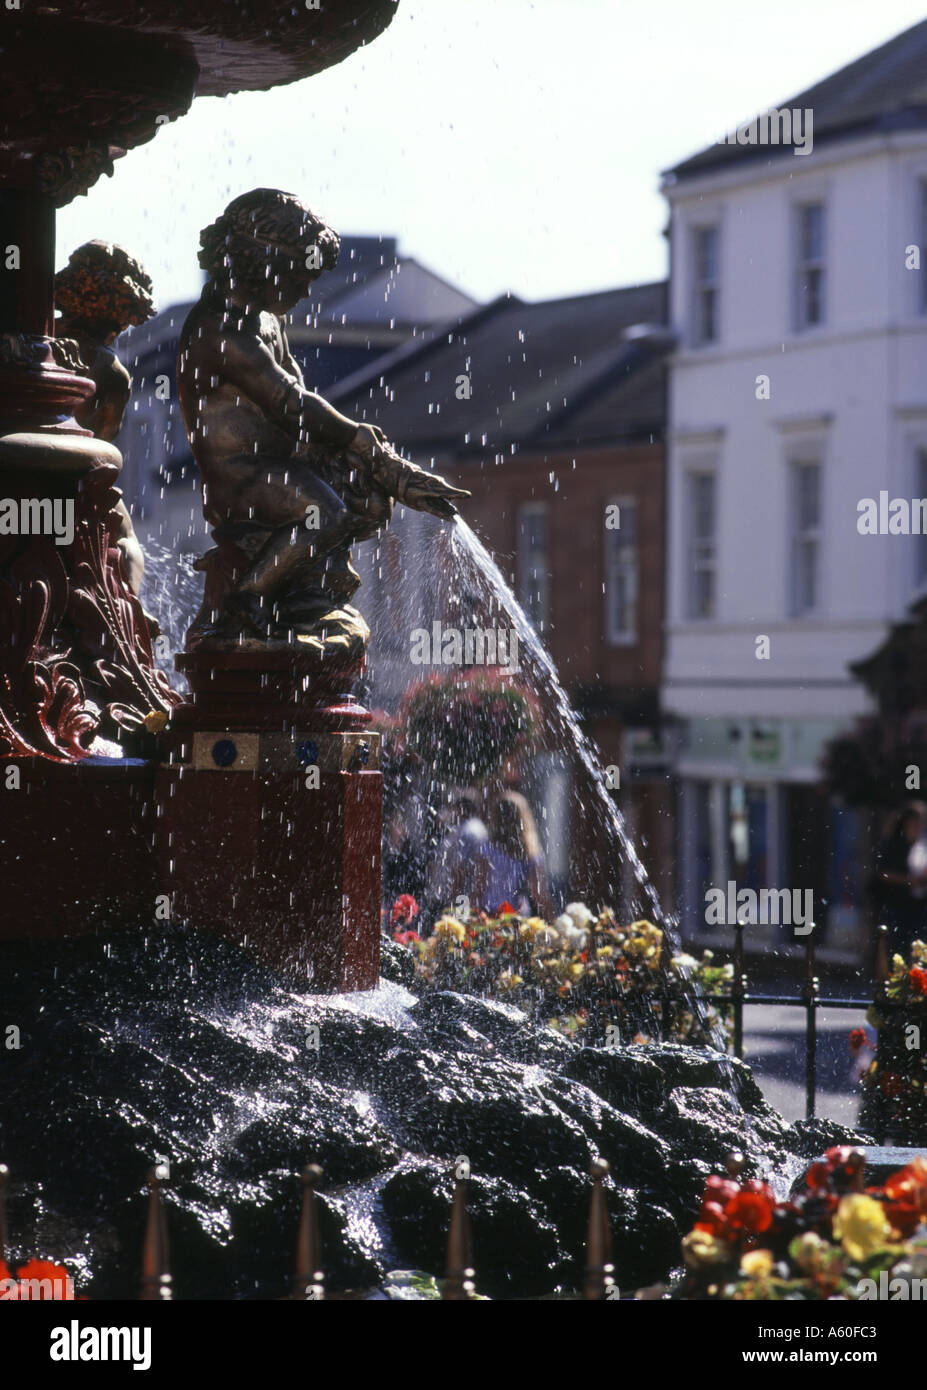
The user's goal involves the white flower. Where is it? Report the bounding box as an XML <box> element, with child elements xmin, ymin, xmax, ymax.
<box><xmin>554</xmin><ymin>912</ymin><xmax>587</xmax><ymax>950</ymax></box>
<box><xmin>671</xmin><ymin>953</ymin><xmax>699</xmax><ymax>972</ymax></box>
<box><xmin>565</xmin><ymin>902</ymin><xmax>594</xmax><ymax>929</ymax></box>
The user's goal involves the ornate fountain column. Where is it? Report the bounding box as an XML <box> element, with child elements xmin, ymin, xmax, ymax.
<box><xmin>0</xmin><ymin>3</ymin><xmax>400</xmax><ymax>966</ymax></box>
<box><xmin>0</xmin><ymin>16</ymin><xmax>197</xmax><ymax>934</ymax></box>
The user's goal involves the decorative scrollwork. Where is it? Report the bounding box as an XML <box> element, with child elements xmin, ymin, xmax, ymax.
<box><xmin>0</xmin><ymin>462</ymin><xmax>181</xmax><ymax>760</ymax></box>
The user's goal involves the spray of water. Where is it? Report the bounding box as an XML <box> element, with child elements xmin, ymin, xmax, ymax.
<box><xmin>446</xmin><ymin>515</ymin><xmax>674</xmax><ymax>939</ymax></box>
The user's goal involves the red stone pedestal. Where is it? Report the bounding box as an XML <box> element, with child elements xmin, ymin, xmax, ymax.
<box><xmin>155</xmin><ymin>650</ymin><xmax>382</xmax><ymax>990</ymax></box>
<box><xmin>0</xmin><ymin>756</ymin><xmax>157</xmax><ymax>939</ymax></box>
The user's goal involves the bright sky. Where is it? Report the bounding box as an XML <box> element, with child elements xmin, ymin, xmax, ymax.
<box><xmin>57</xmin><ymin>0</ymin><xmax>927</xmax><ymax>311</ymax></box>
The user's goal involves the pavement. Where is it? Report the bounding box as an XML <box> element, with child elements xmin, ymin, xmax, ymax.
<box><xmin>741</xmin><ymin>1000</ymin><xmax>871</xmax><ymax>1129</ymax></box>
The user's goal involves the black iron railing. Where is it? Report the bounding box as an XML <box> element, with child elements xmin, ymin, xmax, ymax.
<box><xmin>681</xmin><ymin>921</ymin><xmax>894</xmax><ymax>1122</ymax></box>
<box><xmin>0</xmin><ymin>1154</ymin><xmax>618</xmax><ymax>1301</ymax></box>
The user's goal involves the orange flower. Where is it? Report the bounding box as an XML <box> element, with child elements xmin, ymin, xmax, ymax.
<box><xmin>0</xmin><ymin>1258</ymin><xmax>74</xmax><ymax>1299</ymax></box>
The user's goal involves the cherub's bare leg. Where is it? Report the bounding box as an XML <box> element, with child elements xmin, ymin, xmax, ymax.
<box><xmin>233</xmin><ymin>468</ymin><xmax>359</xmax><ymax>605</ymax></box>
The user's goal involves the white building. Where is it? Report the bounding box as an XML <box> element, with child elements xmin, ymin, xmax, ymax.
<box><xmin>661</xmin><ymin>19</ymin><xmax>927</xmax><ymax>957</ymax></box>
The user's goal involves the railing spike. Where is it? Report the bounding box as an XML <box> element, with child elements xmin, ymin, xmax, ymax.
<box><xmin>582</xmin><ymin>1157</ymin><xmax>615</xmax><ymax>1300</ymax></box>
<box><xmin>292</xmin><ymin>1163</ymin><xmax>324</xmax><ymax>1300</ymax></box>
<box><xmin>442</xmin><ymin>1156</ymin><xmax>475</xmax><ymax>1300</ymax></box>
<box><xmin>140</xmin><ymin>1163</ymin><xmax>172</xmax><ymax>1300</ymax></box>
<box><xmin>0</xmin><ymin>1164</ymin><xmax>8</xmax><ymax>1269</ymax></box>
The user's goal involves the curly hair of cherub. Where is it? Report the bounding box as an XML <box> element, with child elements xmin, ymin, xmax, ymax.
<box><xmin>198</xmin><ymin>189</ymin><xmax>340</xmax><ymax>290</ymax></box>
<box><xmin>55</xmin><ymin>241</ymin><xmax>156</xmax><ymax>335</ymax></box>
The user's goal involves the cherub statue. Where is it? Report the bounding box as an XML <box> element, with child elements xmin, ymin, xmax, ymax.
<box><xmin>177</xmin><ymin>188</ymin><xmax>468</xmax><ymax>664</ymax></box>
<box><xmin>55</xmin><ymin>240</ymin><xmax>157</xmax><ymax>597</ymax></box>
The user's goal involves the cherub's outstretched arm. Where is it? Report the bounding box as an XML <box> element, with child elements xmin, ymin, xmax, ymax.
<box><xmin>349</xmin><ymin>428</ymin><xmax>470</xmax><ymax>519</ymax></box>
<box><xmin>217</xmin><ymin>330</ymin><xmax>358</xmax><ymax>450</ymax></box>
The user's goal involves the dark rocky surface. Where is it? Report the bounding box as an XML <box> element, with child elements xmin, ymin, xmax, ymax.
<box><xmin>0</xmin><ymin>927</ymin><xmax>868</xmax><ymax>1298</ymax></box>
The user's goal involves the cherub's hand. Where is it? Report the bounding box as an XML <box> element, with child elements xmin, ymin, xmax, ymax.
<box><xmin>347</xmin><ymin>424</ymin><xmax>469</xmax><ymax>518</ymax></box>
<box><xmin>402</xmin><ymin>472</ymin><xmax>471</xmax><ymax>519</ymax></box>
<box><xmin>349</xmin><ymin>423</ymin><xmax>387</xmax><ymax>462</ymax></box>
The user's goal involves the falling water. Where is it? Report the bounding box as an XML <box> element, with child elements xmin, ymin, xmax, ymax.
<box><xmin>142</xmin><ymin>542</ymin><xmax>201</xmax><ymax>684</ymax></box>
<box><xmin>446</xmin><ymin>515</ymin><xmax>674</xmax><ymax>939</ymax></box>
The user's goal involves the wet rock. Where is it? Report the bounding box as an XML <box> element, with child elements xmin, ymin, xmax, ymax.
<box><xmin>227</xmin><ymin>1088</ymin><xmax>400</xmax><ymax>1184</ymax></box>
<box><xmin>411</xmin><ymin>991</ymin><xmax>576</xmax><ymax>1067</ymax></box>
<box><xmin>378</xmin><ymin>935</ymin><xmax>418</xmax><ymax>989</ymax></box>
<box><xmin>789</xmin><ymin>1116</ymin><xmax>876</xmax><ymax>1157</ymax></box>
<box><xmin>381</xmin><ymin>1160</ymin><xmax>563</xmax><ymax>1299</ymax></box>
<box><xmin>0</xmin><ymin>927</ymin><xmax>873</xmax><ymax>1298</ymax></box>
<box><xmin>662</xmin><ymin>1086</ymin><xmax>792</xmax><ymax>1177</ymax></box>
<box><xmin>560</xmin><ymin>1047</ymin><xmax>669</xmax><ymax>1120</ymax></box>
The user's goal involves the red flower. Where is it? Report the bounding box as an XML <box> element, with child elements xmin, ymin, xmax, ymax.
<box><xmin>909</xmin><ymin>966</ymin><xmax>927</xmax><ymax>997</ymax></box>
<box><xmin>804</xmin><ymin>1161</ymin><xmax>831</xmax><ymax>1192</ymax></box>
<box><xmin>848</xmin><ymin>1027</ymin><xmax>869</xmax><ymax>1053</ymax></box>
<box><xmin>695</xmin><ymin>1203</ymin><xmax>730</xmax><ymax>1237</ymax></box>
<box><xmin>705</xmin><ymin>1176</ymin><xmax>740</xmax><ymax>1206</ymax></box>
<box><xmin>496</xmin><ymin>902</ymin><xmax>518</xmax><ymax>917</ymax></box>
<box><xmin>724</xmin><ymin>1181</ymin><xmax>775</xmax><ymax>1234</ymax></box>
<box><xmin>883</xmin><ymin>1161</ymin><xmax>927</xmax><ymax>1236</ymax></box>
<box><xmin>694</xmin><ymin>1176</ymin><xmax>742</xmax><ymax>1237</ymax></box>
<box><xmin>392</xmin><ymin>930</ymin><xmax>421</xmax><ymax>947</ymax></box>
<box><xmin>390</xmin><ymin>894</ymin><xmax>419</xmax><ymax>926</ymax></box>
<box><xmin>879</xmin><ymin>1070</ymin><xmax>907</xmax><ymax>1099</ymax></box>
<box><xmin>805</xmin><ymin>1147</ymin><xmax>865</xmax><ymax>1194</ymax></box>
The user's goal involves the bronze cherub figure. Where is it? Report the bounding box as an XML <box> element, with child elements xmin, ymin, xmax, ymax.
<box><xmin>177</xmin><ymin>188</ymin><xmax>468</xmax><ymax>665</ymax></box>
<box><xmin>55</xmin><ymin>239</ymin><xmax>157</xmax><ymax>598</ymax></box>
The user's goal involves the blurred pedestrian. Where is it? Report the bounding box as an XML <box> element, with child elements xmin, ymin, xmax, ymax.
<box><xmin>873</xmin><ymin>801</ymin><xmax>927</xmax><ymax>958</ymax></box>
<box><xmin>425</xmin><ymin>790</ymin><xmax>488</xmax><ymax>919</ymax></box>
<box><xmin>474</xmin><ymin>789</ymin><xmax>553</xmax><ymax>919</ymax></box>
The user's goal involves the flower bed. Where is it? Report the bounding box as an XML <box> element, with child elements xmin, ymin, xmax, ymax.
<box><xmin>390</xmin><ymin>898</ymin><xmax>733</xmax><ymax>1048</ymax></box>
<box><xmin>858</xmin><ymin>941</ymin><xmax>927</xmax><ymax>1143</ymax></box>
<box><xmin>679</xmin><ymin>1147</ymin><xmax>927</xmax><ymax>1300</ymax></box>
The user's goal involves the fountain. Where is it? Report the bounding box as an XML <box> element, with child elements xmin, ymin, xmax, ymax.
<box><xmin>0</xmin><ymin>2</ymin><xmax>402</xmax><ymax>983</ymax></box>
<box><xmin>0</xmin><ymin>0</ymin><xmax>871</xmax><ymax>1302</ymax></box>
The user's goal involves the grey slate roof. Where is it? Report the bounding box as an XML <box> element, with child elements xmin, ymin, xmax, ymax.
<box><xmin>667</xmin><ymin>18</ymin><xmax>927</xmax><ymax>181</ymax></box>
<box><xmin>329</xmin><ymin>280</ymin><xmax>669</xmax><ymax>455</ymax></box>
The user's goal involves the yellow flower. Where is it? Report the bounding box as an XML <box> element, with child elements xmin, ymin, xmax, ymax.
<box><xmin>892</xmin><ymin>953</ymin><xmax>907</xmax><ymax>977</ymax></box>
<box><xmin>833</xmin><ymin>1195</ymin><xmax>892</xmax><ymax>1262</ymax></box>
<box><xmin>519</xmin><ymin>918</ymin><xmax>557</xmax><ymax>945</ymax></box>
<box><xmin>682</xmin><ymin>1229</ymin><xmax>727</xmax><ymax>1269</ymax></box>
<box><xmin>434</xmin><ymin>916</ymin><xmax>467</xmax><ymax>944</ymax></box>
<box><xmin>623</xmin><ymin>920</ymin><xmax>663</xmax><ymax>968</ymax></box>
<box><xmin>495</xmin><ymin>968</ymin><xmax>523</xmax><ymax>992</ymax></box>
<box><xmin>741</xmin><ymin>1249</ymin><xmax>774</xmax><ymax>1278</ymax></box>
